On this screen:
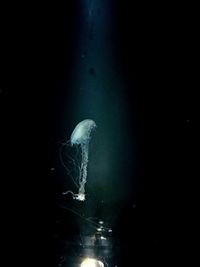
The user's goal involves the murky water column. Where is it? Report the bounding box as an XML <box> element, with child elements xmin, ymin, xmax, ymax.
<box><xmin>60</xmin><ymin>1</ymin><xmax>134</xmax><ymax>266</ymax></box>
<box><xmin>65</xmin><ymin>0</ymin><xmax>132</xmax><ymax>207</ymax></box>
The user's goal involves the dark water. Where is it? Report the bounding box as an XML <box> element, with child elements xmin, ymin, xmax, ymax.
<box><xmin>0</xmin><ymin>1</ymin><xmax>196</xmax><ymax>266</ymax></box>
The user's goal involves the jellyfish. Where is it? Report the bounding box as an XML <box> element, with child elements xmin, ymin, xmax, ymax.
<box><xmin>62</xmin><ymin>119</ymin><xmax>96</xmax><ymax>201</ymax></box>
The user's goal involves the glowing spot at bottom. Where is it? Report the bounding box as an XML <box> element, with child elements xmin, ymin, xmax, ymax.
<box><xmin>81</xmin><ymin>258</ymin><xmax>104</xmax><ymax>267</ymax></box>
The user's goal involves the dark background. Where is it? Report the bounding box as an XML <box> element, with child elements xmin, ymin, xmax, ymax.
<box><xmin>0</xmin><ymin>1</ymin><xmax>196</xmax><ymax>266</ymax></box>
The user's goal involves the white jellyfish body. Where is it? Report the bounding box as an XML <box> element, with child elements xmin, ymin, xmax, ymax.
<box><xmin>70</xmin><ymin>119</ymin><xmax>96</xmax><ymax>146</ymax></box>
<box><xmin>63</xmin><ymin>119</ymin><xmax>96</xmax><ymax>201</ymax></box>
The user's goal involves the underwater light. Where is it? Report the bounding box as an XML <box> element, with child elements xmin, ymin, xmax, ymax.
<box><xmin>80</xmin><ymin>258</ymin><xmax>104</xmax><ymax>267</ymax></box>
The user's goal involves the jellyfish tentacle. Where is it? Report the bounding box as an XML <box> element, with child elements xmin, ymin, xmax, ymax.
<box><xmin>78</xmin><ymin>143</ymin><xmax>89</xmax><ymax>197</ymax></box>
<box><xmin>62</xmin><ymin>119</ymin><xmax>96</xmax><ymax>201</ymax></box>
<box><xmin>59</xmin><ymin>143</ymin><xmax>80</xmax><ymax>189</ymax></box>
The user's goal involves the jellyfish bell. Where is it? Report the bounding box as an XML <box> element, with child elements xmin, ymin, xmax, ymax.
<box><xmin>70</xmin><ymin>119</ymin><xmax>97</xmax><ymax>146</ymax></box>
